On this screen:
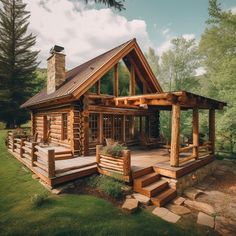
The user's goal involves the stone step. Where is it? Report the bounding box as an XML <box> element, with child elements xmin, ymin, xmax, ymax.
<box><xmin>140</xmin><ymin>179</ymin><xmax>168</xmax><ymax>198</ymax></box>
<box><xmin>132</xmin><ymin>166</ymin><xmax>154</xmax><ymax>179</ymax></box>
<box><xmin>134</xmin><ymin>172</ymin><xmax>160</xmax><ymax>188</ymax></box>
<box><xmin>151</xmin><ymin>188</ymin><xmax>177</xmax><ymax>207</ymax></box>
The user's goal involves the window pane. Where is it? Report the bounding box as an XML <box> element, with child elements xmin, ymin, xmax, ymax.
<box><xmin>103</xmin><ymin>114</ymin><xmax>113</xmax><ymax>139</ymax></box>
<box><xmin>89</xmin><ymin>113</ymin><xmax>99</xmax><ymax>143</ymax></box>
<box><xmin>114</xmin><ymin>115</ymin><xmax>123</xmax><ymax>141</ymax></box>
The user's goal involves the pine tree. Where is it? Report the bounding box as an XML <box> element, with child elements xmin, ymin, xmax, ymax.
<box><xmin>0</xmin><ymin>0</ymin><xmax>39</xmax><ymax>128</ymax></box>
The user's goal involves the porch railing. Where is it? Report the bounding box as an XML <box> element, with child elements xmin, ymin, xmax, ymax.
<box><xmin>7</xmin><ymin>131</ymin><xmax>56</xmax><ymax>179</ymax></box>
<box><xmin>96</xmin><ymin>145</ymin><xmax>131</xmax><ymax>182</ymax></box>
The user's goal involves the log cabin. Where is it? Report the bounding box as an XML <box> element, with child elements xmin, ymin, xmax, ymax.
<box><xmin>7</xmin><ymin>38</ymin><xmax>226</xmax><ymax>205</ymax></box>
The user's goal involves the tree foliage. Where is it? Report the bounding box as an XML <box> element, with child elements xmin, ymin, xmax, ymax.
<box><xmin>199</xmin><ymin>0</ymin><xmax>236</xmax><ymax>153</ymax></box>
<box><xmin>84</xmin><ymin>0</ymin><xmax>125</xmax><ymax>11</ymax></box>
<box><xmin>0</xmin><ymin>0</ymin><xmax>39</xmax><ymax>128</ymax></box>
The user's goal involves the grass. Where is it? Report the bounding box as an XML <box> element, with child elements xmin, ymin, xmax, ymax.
<box><xmin>0</xmin><ymin>129</ymin><xmax>213</xmax><ymax>236</ymax></box>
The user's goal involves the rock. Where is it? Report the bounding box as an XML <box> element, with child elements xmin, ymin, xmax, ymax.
<box><xmin>126</xmin><ymin>195</ymin><xmax>133</xmax><ymax>199</ymax></box>
<box><xmin>132</xmin><ymin>193</ymin><xmax>150</xmax><ymax>205</ymax></box>
<box><xmin>51</xmin><ymin>188</ymin><xmax>62</xmax><ymax>195</ymax></box>
<box><xmin>196</xmin><ymin>177</ymin><xmax>216</xmax><ymax>190</ymax></box>
<box><xmin>183</xmin><ymin>187</ymin><xmax>204</xmax><ymax>200</ymax></box>
<box><xmin>32</xmin><ymin>174</ymin><xmax>39</xmax><ymax>179</ymax></box>
<box><xmin>197</xmin><ymin>212</ymin><xmax>214</xmax><ymax>228</ymax></box>
<box><xmin>172</xmin><ymin>197</ymin><xmax>185</xmax><ymax>205</ymax></box>
<box><xmin>152</xmin><ymin>207</ymin><xmax>181</xmax><ymax>223</ymax></box>
<box><xmin>215</xmin><ymin>216</ymin><xmax>236</xmax><ymax>236</ymax></box>
<box><xmin>184</xmin><ymin>200</ymin><xmax>215</xmax><ymax>215</ymax></box>
<box><xmin>166</xmin><ymin>204</ymin><xmax>191</xmax><ymax>215</ymax></box>
<box><xmin>122</xmin><ymin>199</ymin><xmax>139</xmax><ymax>213</ymax></box>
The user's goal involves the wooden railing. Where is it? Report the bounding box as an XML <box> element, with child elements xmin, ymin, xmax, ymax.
<box><xmin>96</xmin><ymin>145</ymin><xmax>131</xmax><ymax>182</ymax></box>
<box><xmin>178</xmin><ymin>142</ymin><xmax>213</xmax><ymax>166</ymax></box>
<box><xmin>7</xmin><ymin>132</ymin><xmax>56</xmax><ymax>179</ymax></box>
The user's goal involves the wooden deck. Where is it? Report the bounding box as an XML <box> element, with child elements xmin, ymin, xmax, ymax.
<box><xmin>8</xmin><ymin>148</ymin><xmax>97</xmax><ymax>186</ymax></box>
<box><xmin>130</xmin><ymin>148</ymin><xmax>215</xmax><ymax>179</ymax></box>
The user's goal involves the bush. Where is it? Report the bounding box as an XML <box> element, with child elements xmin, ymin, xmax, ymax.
<box><xmin>87</xmin><ymin>175</ymin><xmax>125</xmax><ymax>199</ymax></box>
<box><xmin>101</xmin><ymin>143</ymin><xmax>127</xmax><ymax>158</ymax></box>
<box><xmin>31</xmin><ymin>192</ymin><xmax>48</xmax><ymax>208</ymax></box>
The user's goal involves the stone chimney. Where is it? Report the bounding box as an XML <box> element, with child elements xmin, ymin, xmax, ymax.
<box><xmin>47</xmin><ymin>45</ymin><xmax>66</xmax><ymax>94</ymax></box>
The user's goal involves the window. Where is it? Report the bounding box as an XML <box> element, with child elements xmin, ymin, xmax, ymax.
<box><xmin>134</xmin><ymin>116</ymin><xmax>141</xmax><ymax>136</ymax></box>
<box><xmin>114</xmin><ymin>115</ymin><xmax>123</xmax><ymax>141</ymax></box>
<box><xmin>62</xmin><ymin>113</ymin><xmax>68</xmax><ymax>140</ymax></box>
<box><xmin>103</xmin><ymin>114</ymin><xmax>113</xmax><ymax>139</ymax></box>
<box><xmin>125</xmin><ymin>116</ymin><xmax>133</xmax><ymax>140</ymax></box>
<box><xmin>89</xmin><ymin>113</ymin><xmax>99</xmax><ymax>143</ymax></box>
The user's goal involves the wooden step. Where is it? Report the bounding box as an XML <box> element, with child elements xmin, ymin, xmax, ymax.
<box><xmin>55</xmin><ymin>154</ymin><xmax>73</xmax><ymax>160</ymax></box>
<box><xmin>134</xmin><ymin>172</ymin><xmax>160</xmax><ymax>188</ymax></box>
<box><xmin>132</xmin><ymin>166</ymin><xmax>154</xmax><ymax>179</ymax></box>
<box><xmin>151</xmin><ymin>188</ymin><xmax>177</xmax><ymax>207</ymax></box>
<box><xmin>136</xmin><ymin>179</ymin><xmax>168</xmax><ymax>198</ymax></box>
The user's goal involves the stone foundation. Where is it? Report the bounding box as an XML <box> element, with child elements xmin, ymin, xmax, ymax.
<box><xmin>162</xmin><ymin>161</ymin><xmax>217</xmax><ymax>195</ymax></box>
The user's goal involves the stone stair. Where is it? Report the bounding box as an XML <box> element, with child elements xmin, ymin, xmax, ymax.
<box><xmin>133</xmin><ymin>166</ymin><xmax>177</xmax><ymax>207</ymax></box>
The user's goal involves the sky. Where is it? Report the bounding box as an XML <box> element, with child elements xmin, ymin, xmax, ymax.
<box><xmin>24</xmin><ymin>0</ymin><xmax>236</xmax><ymax>70</ymax></box>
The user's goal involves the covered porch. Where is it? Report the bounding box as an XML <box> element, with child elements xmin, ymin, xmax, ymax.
<box><xmin>110</xmin><ymin>91</ymin><xmax>226</xmax><ymax>168</ymax></box>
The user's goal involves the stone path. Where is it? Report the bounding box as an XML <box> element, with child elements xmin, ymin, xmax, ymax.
<box><xmin>152</xmin><ymin>207</ymin><xmax>181</xmax><ymax>223</ymax></box>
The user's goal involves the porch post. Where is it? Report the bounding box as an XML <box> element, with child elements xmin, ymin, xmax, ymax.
<box><xmin>192</xmin><ymin>108</ymin><xmax>199</xmax><ymax>159</ymax></box>
<box><xmin>209</xmin><ymin>109</ymin><xmax>215</xmax><ymax>154</ymax></box>
<box><xmin>170</xmin><ymin>104</ymin><xmax>180</xmax><ymax>167</ymax></box>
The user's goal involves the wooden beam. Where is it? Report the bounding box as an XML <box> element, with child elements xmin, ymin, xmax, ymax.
<box><xmin>96</xmin><ymin>80</ymin><xmax>101</xmax><ymax>95</ymax></box>
<box><xmin>209</xmin><ymin>109</ymin><xmax>215</xmax><ymax>154</ymax></box>
<box><xmin>192</xmin><ymin>108</ymin><xmax>199</xmax><ymax>159</ymax></box>
<box><xmin>114</xmin><ymin>64</ymin><xmax>119</xmax><ymax>97</ymax></box>
<box><xmin>99</xmin><ymin>113</ymin><xmax>103</xmax><ymax>144</ymax></box>
<box><xmin>130</xmin><ymin>63</ymin><xmax>135</xmax><ymax>96</ymax></box>
<box><xmin>170</xmin><ymin>104</ymin><xmax>180</xmax><ymax>167</ymax></box>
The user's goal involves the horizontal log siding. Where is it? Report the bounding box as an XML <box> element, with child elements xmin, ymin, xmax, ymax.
<box><xmin>33</xmin><ymin>107</ymin><xmax>72</xmax><ymax>148</ymax></box>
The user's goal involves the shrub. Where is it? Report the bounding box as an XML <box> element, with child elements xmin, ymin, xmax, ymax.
<box><xmin>96</xmin><ymin>175</ymin><xmax>125</xmax><ymax>199</ymax></box>
<box><xmin>101</xmin><ymin>143</ymin><xmax>127</xmax><ymax>158</ymax></box>
<box><xmin>31</xmin><ymin>192</ymin><xmax>48</xmax><ymax>208</ymax></box>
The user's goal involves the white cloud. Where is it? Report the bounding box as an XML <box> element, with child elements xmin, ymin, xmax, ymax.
<box><xmin>25</xmin><ymin>0</ymin><xmax>150</xmax><ymax>69</ymax></box>
<box><xmin>182</xmin><ymin>34</ymin><xmax>195</xmax><ymax>41</ymax></box>
<box><xmin>157</xmin><ymin>33</ymin><xmax>196</xmax><ymax>56</ymax></box>
<box><xmin>231</xmin><ymin>6</ymin><xmax>236</xmax><ymax>14</ymax></box>
<box><xmin>195</xmin><ymin>67</ymin><xmax>206</xmax><ymax>76</ymax></box>
<box><xmin>161</xmin><ymin>28</ymin><xmax>170</xmax><ymax>37</ymax></box>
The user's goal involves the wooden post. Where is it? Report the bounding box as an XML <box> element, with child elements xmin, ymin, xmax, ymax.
<box><xmin>192</xmin><ymin>108</ymin><xmax>199</xmax><ymax>159</ymax></box>
<box><xmin>70</xmin><ymin>105</ymin><xmax>75</xmax><ymax>155</ymax></box>
<box><xmin>31</xmin><ymin>111</ymin><xmax>34</xmax><ymax>136</ymax></box>
<box><xmin>96</xmin><ymin>145</ymin><xmax>103</xmax><ymax>164</ymax></box>
<box><xmin>130</xmin><ymin>64</ymin><xmax>135</xmax><ymax>96</ymax></box>
<box><xmin>20</xmin><ymin>138</ymin><xmax>25</xmax><ymax>158</ymax></box>
<box><xmin>48</xmin><ymin>149</ymin><xmax>55</xmax><ymax>178</ymax></box>
<box><xmin>170</xmin><ymin>104</ymin><xmax>180</xmax><ymax>167</ymax></box>
<box><xmin>123</xmin><ymin>149</ymin><xmax>131</xmax><ymax>177</ymax></box>
<box><xmin>31</xmin><ymin>142</ymin><xmax>37</xmax><ymax>167</ymax></box>
<box><xmin>114</xmin><ymin>64</ymin><xmax>119</xmax><ymax>97</ymax></box>
<box><xmin>83</xmin><ymin>113</ymin><xmax>89</xmax><ymax>156</ymax></box>
<box><xmin>12</xmin><ymin>134</ymin><xmax>15</xmax><ymax>152</ymax></box>
<box><xmin>209</xmin><ymin>109</ymin><xmax>215</xmax><ymax>154</ymax></box>
<box><xmin>96</xmin><ymin>80</ymin><xmax>101</xmax><ymax>95</ymax></box>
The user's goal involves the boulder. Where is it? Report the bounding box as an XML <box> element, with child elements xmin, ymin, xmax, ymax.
<box><xmin>184</xmin><ymin>199</ymin><xmax>215</xmax><ymax>215</ymax></box>
<box><xmin>122</xmin><ymin>199</ymin><xmax>139</xmax><ymax>213</ymax></box>
<box><xmin>197</xmin><ymin>212</ymin><xmax>214</xmax><ymax>228</ymax></box>
<box><xmin>152</xmin><ymin>207</ymin><xmax>181</xmax><ymax>223</ymax></box>
<box><xmin>132</xmin><ymin>193</ymin><xmax>150</xmax><ymax>205</ymax></box>
<box><xmin>166</xmin><ymin>204</ymin><xmax>191</xmax><ymax>215</ymax></box>
<box><xmin>51</xmin><ymin>188</ymin><xmax>62</xmax><ymax>195</ymax></box>
<box><xmin>183</xmin><ymin>187</ymin><xmax>204</xmax><ymax>200</ymax></box>
<box><xmin>172</xmin><ymin>197</ymin><xmax>185</xmax><ymax>205</ymax></box>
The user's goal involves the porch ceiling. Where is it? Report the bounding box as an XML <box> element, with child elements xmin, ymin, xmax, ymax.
<box><xmin>111</xmin><ymin>91</ymin><xmax>226</xmax><ymax>110</ymax></box>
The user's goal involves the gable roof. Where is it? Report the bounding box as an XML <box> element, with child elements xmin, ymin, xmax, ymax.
<box><xmin>21</xmin><ymin>38</ymin><xmax>163</xmax><ymax>108</ymax></box>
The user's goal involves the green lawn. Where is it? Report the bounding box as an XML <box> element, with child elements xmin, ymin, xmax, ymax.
<box><xmin>0</xmin><ymin>130</ymin><xmax>211</xmax><ymax>236</ymax></box>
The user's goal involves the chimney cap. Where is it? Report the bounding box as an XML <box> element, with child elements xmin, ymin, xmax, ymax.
<box><xmin>50</xmin><ymin>45</ymin><xmax>64</xmax><ymax>54</ymax></box>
